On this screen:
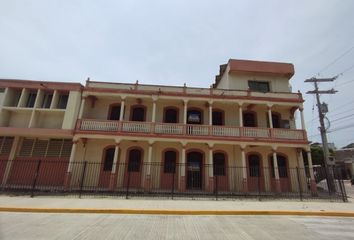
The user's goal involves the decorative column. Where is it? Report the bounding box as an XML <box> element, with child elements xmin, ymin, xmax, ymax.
<box><xmin>299</xmin><ymin>107</ymin><xmax>306</xmax><ymax>130</ymax></box>
<box><xmin>183</xmin><ymin>100</ymin><xmax>188</xmax><ymax>124</ymax></box>
<box><xmin>119</xmin><ymin>98</ymin><xmax>125</xmax><ymax>121</ymax></box>
<box><xmin>109</xmin><ymin>141</ymin><xmax>120</xmax><ymax>190</ymax></box>
<box><xmin>151</xmin><ymin>97</ymin><xmax>157</xmax><ymax>123</ymax></box>
<box><xmin>208</xmin><ymin>145</ymin><xmax>214</xmax><ymax>192</ymax></box>
<box><xmin>307</xmin><ymin>150</ymin><xmax>317</xmax><ymax>194</ymax></box>
<box><xmin>208</xmin><ymin>101</ymin><xmax>213</xmax><ymax>125</ymax></box>
<box><xmin>267</xmin><ymin>106</ymin><xmax>273</xmax><ymax>128</ymax></box>
<box><xmin>238</xmin><ymin>104</ymin><xmax>243</xmax><ymax>127</ymax></box>
<box><xmin>64</xmin><ymin>140</ymin><xmax>79</xmax><ymax>189</ymax></box>
<box><xmin>241</xmin><ymin>147</ymin><xmax>248</xmax><ymax>192</ymax></box>
<box><xmin>272</xmin><ymin>150</ymin><xmax>281</xmax><ymax>193</ymax></box>
<box><xmin>179</xmin><ymin>144</ymin><xmax>186</xmax><ymax>192</ymax></box>
<box><xmin>144</xmin><ymin>142</ymin><xmax>154</xmax><ymax>191</ymax></box>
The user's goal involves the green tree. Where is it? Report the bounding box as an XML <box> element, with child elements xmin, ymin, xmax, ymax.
<box><xmin>302</xmin><ymin>146</ymin><xmax>334</xmax><ymax>166</ymax></box>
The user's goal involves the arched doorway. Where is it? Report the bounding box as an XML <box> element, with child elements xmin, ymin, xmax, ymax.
<box><xmin>108</xmin><ymin>104</ymin><xmax>121</xmax><ymax>120</ymax></box>
<box><xmin>130</xmin><ymin>106</ymin><xmax>146</xmax><ymax>122</ymax></box>
<box><xmin>213</xmin><ymin>152</ymin><xmax>228</xmax><ymax>191</ymax></box>
<box><xmin>164</xmin><ymin>107</ymin><xmax>179</xmax><ymax>123</ymax></box>
<box><xmin>98</xmin><ymin>147</ymin><xmax>116</xmax><ymax>188</ymax></box>
<box><xmin>186</xmin><ymin>151</ymin><xmax>203</xmax><ymax>190</ymax></box>
<box><xmin>247</xmin><ymin>153</ymin><xmax>265</xmax><ymax>192</ymax></box>
<box><xmin>269</xmin><ymin>154</ymin><xmax>290</xmax><ymax>192</ymax></box>
<box><xmin>124</xmin><ymin>148</ymin><xmax>143</xmax><ymax>189</ymax></box>
<box><xmin>160</xmin><ymin>150</ymin><xmax>178</xmax><ymax>189</ymax></box>
<box><xmin>243</xmin><ymin>111</ymin><xmax>257</xmax><ymax>127</ymax></box>
<box><xmin>212</xmin><ymin>110</ymin><xmax>224</xmax><ymax>126</ymax></box>
<box><xmin>187</xmin><ymin>108</ymin><xmax>203</xmax><ymax>124</ymax></box>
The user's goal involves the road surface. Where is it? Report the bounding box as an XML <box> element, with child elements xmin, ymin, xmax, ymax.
<box><xmin>1</xmin><ymin>213</ymin><xmax>354</xmax><ymax>239</ymax></box>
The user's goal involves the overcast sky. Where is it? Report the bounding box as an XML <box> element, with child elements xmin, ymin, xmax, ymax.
<box><xmin>1</xmin><ymin>0</ymin><xmax>353</xmax><ymax>148</ymax></box>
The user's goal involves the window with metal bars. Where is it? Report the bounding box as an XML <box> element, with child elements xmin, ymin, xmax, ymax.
<box><xmin>0</xmin><ymin>137</ymin><xmax>14</xmax><ymax>156</ymax></box>
<box><xmin>18</xmin><ymin>138</ymin><xmax>72</xmax><ymax>157</ymax></box>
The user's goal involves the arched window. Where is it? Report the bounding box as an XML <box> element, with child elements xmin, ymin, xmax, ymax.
<box><xmin>272</xmin><ymin>113</ymin><xmax>281</xmax><ymax>128</ymax></box>
<box><xmin>213</xmin><ymin>152</ymin><xmax>226</xmax><ymax>176</ymax></box>
<box><xmin>128</xmin><ymin>149</ymin><xmax>142</xmax><ymax>172</ymax></box>
<box><xmin>164</xmin><ymin>108</ymin><xmax>179</xmax><ymax>123</ymax></box>
<box><xmin>131</xmin><ymin>106</ymin><xmax>146</xmax><ymax>122</ymax></box>
<box><xmin>212</xmin><ymin>110</ymin><xmax>224</xmax><ymax>126</ymax></box>
<box><xmin>187</xmin><ymin>109</ymin><xmax>203</xmax><ymax>124</ymax></box>
<box><xmin>103</xmin><ymin>147</ymin><xmax>115</xmax><ymax>171</ymax></box>
<box><xmin>164</xmin><ymin>150</ymin><xmax>177</xmax><ymax>173</ymax></box>
<box><xmin>243</xmin><ymin>111</ymin><xmax>257</xmax><ymax>127</ymax></box>
<box><xmin>108</xmin><ymin>104</ymin><xmax>121</xmax><ymax>120</ymax></box>
<box><xmin>248</xmin><ymin>154</ymin><xmax>261</xmax><ymax>177</ymax></box>
<box><xmin>270</xmin><ymin>155</ymin><xmax>288</xmax><ymax>178</ymax></box>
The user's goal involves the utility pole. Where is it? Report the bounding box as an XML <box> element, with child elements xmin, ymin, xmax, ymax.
<box><xmin>305</xmin><ymin>77</ymin><xmax>337</xmax><ymax>193</ymax></box>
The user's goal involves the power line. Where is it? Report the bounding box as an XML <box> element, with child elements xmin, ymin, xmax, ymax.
<box><xmin>330</xmin><ymin>113</ymin><xmax>354</xmax><ymax>123</ymax></box>
<box><xmin>305</xmin><ymin>100</ymin><xmax>354</xmax><ymax>124</ymax></box>
<box><xmin>336</xmin><ymin>78</ymin><xmax>354</xmax><ymax>87</ymax></box>
<box><xmin>315</xmin><ymin>45</ymin><xmax>354</xmax><ymax>76</ymax></box>
<box><xmin>329</xmin><ymin>123</ymin><xmax>354</xmax><ymax>133</ymax></box>
<box><xmin>335</xmin><ymin>63</ymin><xmax>354</xmax><ymax>77</ymax></box>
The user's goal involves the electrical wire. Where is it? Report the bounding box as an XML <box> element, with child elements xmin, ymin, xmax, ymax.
<box><xmin>314</xmin><ymin>45</ymin><xmax>354</xmax><ymax>76</ymax></box>
<box><xmin>330</xmin><ymin>113</ymin><xmax>354</xmax><ymax>123</ymax></box>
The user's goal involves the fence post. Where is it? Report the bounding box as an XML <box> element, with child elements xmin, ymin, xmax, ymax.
<box><xmin>79</xmin><ymin>161</ymin><xmax>87</xmax><ymax>198</ymax></box>
<box><xmin>215</xmin><ymin>174</ymin><xmax>218</xmax><ymax>200</ymax></box>
<box><xmin>336</xmin><ymin>167</ymin><xmax>347</xmax><ymax>202</ymax></box>
<box><xmin>30</xmin><ymin>160</ymin><xmax>42</xmax><ymax>198</ymax></box>
<box><xmin>296</xmin><ymin>167</ymin><xmax>303</xmax><ymax>201</ymax></box>
<box><xmin>126</xmin><ymin>167</ymin><xmax>131</xmax><ymax>199</ymax></box>
<box><xmin>258</xmin><ymin>168</ymin><xmax>261</xmax><ymax>201</ymax></box>
<box><xmin>171</xmin><ymin>169</ymin><xmax>175</xmax><ymax>199</ymax></box>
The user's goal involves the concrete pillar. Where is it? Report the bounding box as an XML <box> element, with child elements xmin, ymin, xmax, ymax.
<box><xmin>17</xmin><ymin>88</ymin><xmax>27</xmax><ymax>107</ymax></box>
<box><xmin>208</xmin><ymin>102</ymin><xmax>213</xmax><ymax>125</ymax></box>
<box><xmin>50</xmin><ymin>90</ymin><xmax>58</xmax><ymax>109</ymax></box>
<box><xmin>241</xmin><ymin>147</ymin><xmax>247</xmax><ymax>192</ymax></box>
<box><xmin>183</xmin><ymin>100</ymin><xmax>188</xmax><ymax>124</ymax></box>
<box><xmin>119</xmin><ymin>99</ymin><xmax>125</xmax><ymax>121</ymax></box>
<box><xmin>64</xmin><ymin>140</ymin><xmax>78</xmax><ymax>189</ymax></box>
<box><xmin>307</xmin><ymin>150</ymin><xmax>317</xmax><ymax>194</ymax></box>
<box><xmin>268</xmin><ymin>106</ymin><xmax>273</xmax><ymax>128</ymax></box>
<box><xmin>300</xmin><ymin>107</ymin><xmax>306</xmax><ymax>130</ymax></box>
<box><xmin>78</xmin><ymin>97</ymin><xmax>86</xmax><ymax>119</ymax></box>
<box><xmin>1</xmin><ymin>136</ymin><xmax>20</xmax><ymax>186</ymax></box>
<box><xmin>208</xmin><ymin>146</ymin><xmax>214</xmax><ymax>192</ymax></box>
<box><xmin>272</xmin><ymin>150</ymin><xmax>281</xmax><ymax>193</ymax></box>
<box><xmin>144</xmin><ymin>142</ymin><xmax>153</xmax><ymax>191</ymax></box>
<box><xmin>151</xmin><ymin>100</ymin><xmax>157</xmax><ymax>123</ymax></box>
<box><xmin>0</xmin><ymin>87</ymin><xmax>9</xmax><ymax>109</ymax></box>
<box><xmin>109</xmin><ymin>142</ymin><xmax>120</xmax><ymax>190</ymax></box>
<box><xmin>180</xmin><ymin>145</ymin><xmax>186</xmax><ymax>192</ymax></box>
<box><xmin>238</xmin><ymin>104</ymin><xmax>243</xmax><ymax>127</ymax></box>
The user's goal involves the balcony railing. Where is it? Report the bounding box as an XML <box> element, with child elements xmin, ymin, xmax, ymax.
<box><xmin>77</xmin><ymin>119</ymin><xmax>307</xmax><ymax>142</ymax></box>
<box><xmin>86</xmin><ymin>82</ymin><xmax>302</xmax><ymax>101</ymax></box>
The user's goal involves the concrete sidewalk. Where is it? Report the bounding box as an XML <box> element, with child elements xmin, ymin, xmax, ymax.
<box><xmin>0</xmin><ymin>195</ymin><xmax>353</xmax><ymax>214</ymax></box>
<box><xmin>0</xmin><ymin>182</ymin><xmax>353</xmax><ymax>216</ymax></box>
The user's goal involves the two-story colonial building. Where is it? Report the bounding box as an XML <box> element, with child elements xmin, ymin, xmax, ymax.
<box><xmin>0</xmin><ymin>59</ymin><xmax>317</xmax><ymax>196</ymax></box>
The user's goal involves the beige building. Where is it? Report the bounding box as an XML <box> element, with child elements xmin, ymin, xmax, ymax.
<box><xmin>0</xmin><ymin>59</ymin><xmax>318</xmax><ymax>195</ymax></box>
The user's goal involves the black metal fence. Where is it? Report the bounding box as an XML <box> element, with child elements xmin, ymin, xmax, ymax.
<box><xmin>0</xmin><ymin>160</ymin><xmax>347</xmax><ymax>201</ymax></box>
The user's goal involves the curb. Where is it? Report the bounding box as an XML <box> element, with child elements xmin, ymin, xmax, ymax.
<box><xmin>1</xmin><ymin>207</ymin><xmax>354</xmax><ymax>217</ymax></box>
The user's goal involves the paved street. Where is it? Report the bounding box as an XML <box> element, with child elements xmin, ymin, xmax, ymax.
<box><xmin>1</xmin><ymin>213</ymin><xmax>354</xmax><ymax>240</ymax></box>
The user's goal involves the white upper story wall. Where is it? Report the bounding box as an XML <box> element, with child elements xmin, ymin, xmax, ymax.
<box><xmin>213</xmin><ymin>59</ymin><xmax>294</xmax><ymax>93</ymax></box>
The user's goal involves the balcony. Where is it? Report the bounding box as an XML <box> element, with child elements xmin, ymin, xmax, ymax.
<box><xmin>76</xmin><ymin>119</ymin><xmax>307</xmax><ymax>143</ymax></box>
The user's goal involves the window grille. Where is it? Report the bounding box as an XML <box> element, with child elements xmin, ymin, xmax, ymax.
<box><xmin>0</xmin><ymin>137</ymin><xmax>14</xmax><ymax>156</ymax></box>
